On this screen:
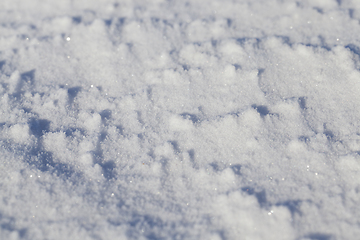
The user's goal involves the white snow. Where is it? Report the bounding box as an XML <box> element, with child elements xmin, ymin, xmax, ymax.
<box><xmin>1</xmin><ymin>0</ymin><xmax>360</xmax><ymax>239</ymax></box>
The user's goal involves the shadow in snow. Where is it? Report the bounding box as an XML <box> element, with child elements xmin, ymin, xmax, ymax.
<box><xmin>136</xmin><ymin>111</ymin><xmax>144</xmax><ymax>125</ymax></box>
<box><xmin>182</xmin><ymin>64</ymin><xmax>189</xmax><ymax>71</ymax></box>
<box><xmin>101</xmin><ymin>160</ymin><xmax>116</xmax><ymax>180</ymax></box>
<box><xmin>92</xmin><ymin>130</ymin><xmax>117</xmax><ymax>180</ymax></box>
<box><xmin>126</xmin><ymin>214</ymin><xmax>167</xmax><ymax>240</ymax></box>
<box><xmin>188</xmin><ymin>149</ymin><xmax>196</xmax><ymax>167</ymax></box>
<box><xmin>29</xmin><ymin>118</ymin><xmax>50</xmax><ymax>138</ymax></box>
<box><xmin>230</xmin><ymin>164</ymin><xmax>242</xmax><ymax>175</ymax></box>
<box><xmin>257</xmin><ymin>68</ymin><xmax>265</xmax><ymax>77</ymax></box>
<box><xmin>116</xmin><ymin>125</ymin><xmax>125</xmax><ymax>136</ymax></box>
<box><xmin>147</xmin><ymin>86</ymin><xmax>152</xmax><ymax>101</ymax></box>
<box><xmin>313</xmin><ymin>7</ymin><xmax>323</xmax><ymax>14</ymax></box>
<box><xmin>298</xmin><ymin>97</ymin><xmax>307</xmax><ymax>110</ymax></box>
<box><xmin>323</xmin><ymin>124</ymin><xmax>336</xmax><ymax>142</ymax></box>
<box><xmin>100</xmin><ymin>109</ymin><xmax>112</xmax><ymax>125</ymax></box>
<box><xmin>324</xmin><ymin>130</ymin><xmax>335</xmax><ymax>142</ymax></box>
<box><xmin>67</xmin><ymin>86</ymin><xmax>82</xmax><ymax>104</ymax></box>
<box><xmin>11</xmin><ymin>69</ymin><xmax>36</xmax><ymax>98</ymax></box>
<box><xmin>72</xmin><ymin>16</ymin><xmax>81</xmax><ymax>24</ymax></box>
<box><xmin>160</xmin><ymin>157</ymin><xmax>170</xmax><ymax>175</ymax></box>
<box><xmin>241</xmin><ymin>187</ymin><xmax>268</xmax><ymax>208</ymax></box>
<box><xmin>27</xmin><ymin>118</ymin><xmax>76</xmax><ymax>178</ymax></box>
<box><xmin>211</xmin><ymin>39</ymin><xmax>217</xmax><ymax>47</ymax></box>
<box><xmin>300</xmin><ymin>233</ymin><xmax>334</xmax><ymax>240</ymax></box>
<box><xmin>251</xmin><ymin>104</ymin><xmax>269</xmax><ymax>117</ymax></box>
<box><xmin>210</xmin><ymin>162</ymin><xmax>221</xmax><ymax>172</ymax></box>
<box><xmin>0</xmin><ymin>60</ymin><xmax>5</xmax><ymax>70</ymax></box>
<box><xmin>0</xmin><ymin>213</ymin><xmax>27</xmax><ymax>238</ymax></box>
<box><xmin>276</xmin><ymin>200</ymin><xmax>302</xmax><ymax>217</ymax></box>
<box><xmin>104</xmin><ymin>19</ymin><xmax>112</xmax><ymax>27</ymax></box>
<box><xmin>305</xmin><ymin>43</ymin><xmax>331</xmax><ymax>51</ymax></box>
<box><xmin>236</xmin><ymin>37</ymin><xmax>261</xmax><ymax>48</ymax></box>
<box><xmin>180</xmin><ymin>112</ymin><xmax>200</xmax><ymax>124</ymax></box>
<box><xmin>169</xmin><ymin>140</ymin><xmax>181</xmax><ymax>154</ymax></box>
<box><xmin>298</xmin><ymin>135</ymin><xmax>310</xmax><ymax>143</ymax></box>
<box><xmin>64</xmin><ymin>127</ymin><xmax>86</xmax><ymax>138</ymax></box>
<box><xmin>233</xmin><ymin>64</ymin><xmax>241</xmax><ymax>70</ymax></box>
<box><xmin>275</xmin><ymin>35</ymin><xmax>292</xmax><ymax>46</ymax></box>
<box><xmin>115</xmin><ymin>17</ymin><xmax>126</xmax><ymax>29</ymax></box>
<box><xmin>20</xmin><ymin>69</ymin><xmax>35</xmax><ymax>85</ymax></box>
<box><xmin>349</xmin><ymin>9</ymin><xmax>355</xmax><ymax>19</ymax></box>
<box><xmin>227</xmin><ymin>18</ymin><xmax>232</xmax><ymax>27</ymax></box>
<box><xmin>345</xmin><ymin>44</ymin><xmax>360</xmax><ymax>58</ymax></box>
<box><xmin>257</xmin><ymin>69</ymin><xmax>268</xmax><ymax>96</ymax></box>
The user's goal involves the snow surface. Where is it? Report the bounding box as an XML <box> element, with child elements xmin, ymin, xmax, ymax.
<box><xmin>1</xmin><ymin>0</ymin><xmax>360</xmax><ymax>239</ymax></box>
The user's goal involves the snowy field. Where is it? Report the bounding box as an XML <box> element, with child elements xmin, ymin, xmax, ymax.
<box><xmin>1</xmin><ymin>0</ymin><xmax>360</xmax><ymax>239</ymax></box>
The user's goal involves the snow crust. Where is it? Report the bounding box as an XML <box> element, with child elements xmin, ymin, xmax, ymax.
<box><xmin>1</xmin><ymin>0</ymin><xmax>360</xmax><ymax>239</ymax></box>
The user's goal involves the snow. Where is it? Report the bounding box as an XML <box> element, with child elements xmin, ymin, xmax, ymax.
<box><xmin>1</xmin><ymin>0</ymin><xmax>360</xmax><ymax>239</ymax></box>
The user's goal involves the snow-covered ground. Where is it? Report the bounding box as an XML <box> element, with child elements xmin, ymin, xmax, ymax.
<box><xmin>1</xmin><ymin>0</ymin><xmax>360</xmax><ymax>239</ymax></box>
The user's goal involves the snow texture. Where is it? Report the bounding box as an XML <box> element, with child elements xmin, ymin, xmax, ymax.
<box><xmin>1</xmin><ymin>0</ymin><xmax>360</xmax><ymax>239</ymax></box>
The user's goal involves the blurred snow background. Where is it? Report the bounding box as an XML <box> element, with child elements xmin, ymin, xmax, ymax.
<box><xmin>1</xmin><ymin>0</ymin><xmax>360</xmax><ymax>239</ymax></box>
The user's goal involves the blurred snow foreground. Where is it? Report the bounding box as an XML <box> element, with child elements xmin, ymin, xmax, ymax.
<box><xmin>1</xmin><ymin>0</ymin><xmax>360</xmax><ymax>239</ymax></box>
